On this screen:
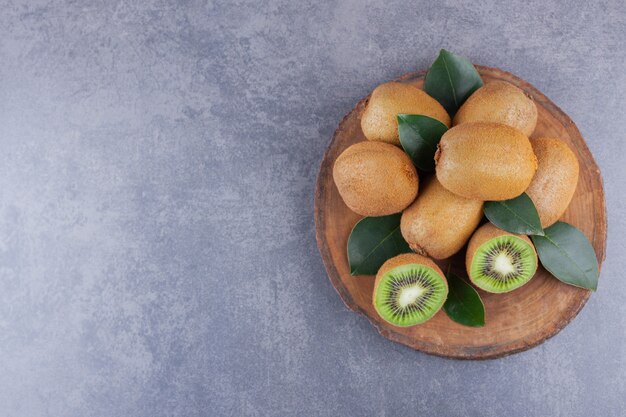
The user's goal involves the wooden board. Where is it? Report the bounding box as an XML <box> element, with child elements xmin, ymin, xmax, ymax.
<box><xmin>314</xmin><ymin>65</ymin><xmax>607</xmax><ymax>359</ymax></box>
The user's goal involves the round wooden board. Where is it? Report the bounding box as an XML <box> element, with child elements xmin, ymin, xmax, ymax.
<box><xmin>314</xmin><ymin>65</ymin><xmax>607</xmax><ymax>360</ymax></box>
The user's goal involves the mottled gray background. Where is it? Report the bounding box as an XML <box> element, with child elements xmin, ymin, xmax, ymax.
<box><xmin>0</xmin><ymin>0</ymin><xmax>624</xmax><ymax>416</ymax></box>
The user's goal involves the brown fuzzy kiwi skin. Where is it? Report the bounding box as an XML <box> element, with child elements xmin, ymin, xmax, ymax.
<box><xmin>401</xmin><ymin>177</ymin><xmax>483</xmax><ymax>260</ymax></box>
<box><xmin>525</xmin><ymin>137</ymin><xmax>580</xmax><ymax>228</ymax></box>
<box><xmin>361</xmin><ymin>82</ymin><xmax>451</xmax><ymax>146</ymax></box>
<box><xmin>435</xmin><ymin>122</ymin><xmax>538</xmax><ymax>201</ymax></box>
<box><xmin>333</xmin><ymin>141</ymin><xmax>419</xmax><ymax>216</ymax></box>
<box><xmin>465</xmin><ymin>223</ymin><xmax>537</xmax><ymax>286</ymax></box>
<box><xmin>453</xmin><ymin>81</ymin><xmax>538</xmax><ymax>137</ymax></box>
<box><xmin>373</xmin><ymin>253</ymin><xmax>448</xmax><ymax>312</ymax></box>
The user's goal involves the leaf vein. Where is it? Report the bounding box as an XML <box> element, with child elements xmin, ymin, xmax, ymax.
<box><xmin>498</xmin><ymin>200</ymin><xmax>540</xmax><ymax>232</ymax></box>
<box><xmin>540</xmin><ymin>234</ymin><xmax>590</xmax><ymax>278</ymax></box>
<box><xmin>353</xmin><ymin>226</ymin><xmax>401</xmax><ymax>274</ymax></box>
<box><xmin>440</xmin><ymin>54</ymin><xmax>458</xmax><ymax>108</ymax></box>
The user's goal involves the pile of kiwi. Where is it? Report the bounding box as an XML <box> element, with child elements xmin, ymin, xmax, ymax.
<box><xmin>333</xmin><ymin>79</ymin><xmax>580</xmax><ymax>328</ymax></box>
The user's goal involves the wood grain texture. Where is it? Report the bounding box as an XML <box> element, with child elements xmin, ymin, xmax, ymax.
<box><xmin>314</xmin><ymin>66</ymin><xmax>607</xmax><ymax>360</ymax></box>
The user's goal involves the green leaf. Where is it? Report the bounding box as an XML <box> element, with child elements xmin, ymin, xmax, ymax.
<box><xmin>397</xmin><ymin>114</ymin><xmax>448</xmax><ymax>171</ymax></box>
<box><xmin>348</xmin><ymin>214</ymin><xmax>412</xmax><ymax>275</ymax></box>
<box><xmin>443</xmin><ymin>271</ymin><xmax>485</xmax><ymax>327</ymax></box>
<box><xmin>484</xmin><ymin>193</ymin><xmax>545</xmax><ymax>236</ymax></box>
<box><xmin>531</xmin><ymin>222</ymin><xmax>599</xmax><ymax>291</ymax></box>
<box><xmin>424</xmin><ymin>49</ymin><xmax>483</xmax><ymax>115</ymax></box>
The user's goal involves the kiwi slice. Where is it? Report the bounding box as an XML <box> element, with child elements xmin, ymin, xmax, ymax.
<box><xmin>466</xmin><ymin>224</ymin><xmax>538</xmax><ymax>293</ymax></box>
<box><xmin>373</xmin><ymin>254</ymin><xmax>448</xmax><ymax>327</ymax></box>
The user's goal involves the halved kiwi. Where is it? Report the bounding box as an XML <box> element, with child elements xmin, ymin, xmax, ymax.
<box><xmin>466</xmin><ymin>223</ymin><xmax>538</xmax><ymax>293</ymax></box>
<box><xmin>373</xmin><ymin>254</ymin><xmax>448</xmax><ymax>327</ymax></box>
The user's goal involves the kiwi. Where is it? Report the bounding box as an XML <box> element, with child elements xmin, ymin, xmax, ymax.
<box><xmin>361</xmin><ymin>82</ymin><xmax>451</xmax><ymax>146</ymax></box>
<box><xmin>333</xmin><ymin>141</ymin><xmax>418</xmax><ymax>216</ymax></box>
<box><xmin>373</xmin><ymin>253</ymin><xmax>448</xmax><ymax>327</ymax></box>
<box><xmin>453</xmin><ymin>81</ymin><xmax>538</xmax><ymax>137</ymax></box>
<box><xmin>466</xmin><ymin>223</ymin><xmax>538</xmax><ymax>293</ymax></box>
<box><xmin>525</xmin><ymin>137</ymin><xmax>580</xmax><ymax>227</ymax></box>
<box><xmin>401</xmin><ymin>177</ymin><xmax>483</xmax><ymax>260</ymax></box>
<box><xmin>435</xmin><ymin>122</ymin><xmax>537</xmax><ymax>201</ymax></box>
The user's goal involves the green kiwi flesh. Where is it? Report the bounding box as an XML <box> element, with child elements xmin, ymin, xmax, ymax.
<box><xmin>374</xmin><ymin>264</ymin><xmax>448</xmax><ymax>326</ymax></box>
<box><xmin>469</xmin><ymin>235</ymin><xmax>537</xmax><ymax>293</ymax></box>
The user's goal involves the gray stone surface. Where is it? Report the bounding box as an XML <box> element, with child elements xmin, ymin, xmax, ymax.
<box><xmin>0</xmin><ymin>0</ymin><xmax>624</xmax><ymax>416</ymax></box>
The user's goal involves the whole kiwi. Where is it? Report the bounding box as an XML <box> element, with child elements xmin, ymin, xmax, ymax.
<box><xmin>453</xmin><ymin>81</ymin><xmax>538</xmax><ymax>137</ymax></box>
<box><xmin>466</xmin><ymin>223</ymin><xmax>538</xmax><ymax>293</ymax></box>
<box><xmin>333</xmin><ymin>141</ymin><xmax>418</xmax><ymax>216</ymax></box>
<box><xmin>401</xmin><ymin>177</ymin><xmax>483</xmax><ymax>260</ymax></box>
<box><xmin>361</xmin><ymin>82</ymin><xmax>451</xmax><ymax>146</ymax></box>
<box><xmin>525</xmin><ymin>137</ymin><xmax>580</xmax><ymax>227</ymax></box>
<box><xmin>373</xmin><ymin>253</ymin><xmax>448</xmax><ymax>327</ymax></box>
<box><xmin>435</xmin><ymin>122</ymin><xmax>538</xmax><ymax>201</ymax></box>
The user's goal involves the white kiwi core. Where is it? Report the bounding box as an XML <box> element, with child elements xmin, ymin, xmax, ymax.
<box><xmin>494</xmin><ymin>253</ymin><xmax>516</xmax><ymax>275</ymax></box>
<box><xmin>397</xmin><ymin>285</ymin><xmax>426</xmax><ymax>308</ymax></box>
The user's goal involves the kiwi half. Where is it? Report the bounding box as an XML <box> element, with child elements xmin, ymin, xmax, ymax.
<box><xmin>373</xmin><ymin>254</ymin><xmax>448</xmax><ymax>327</ymax></box>
<box><xmin>466</xmin><ymin>223</ymin><xmax>538</xmax><ymax>293</ymax></box>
